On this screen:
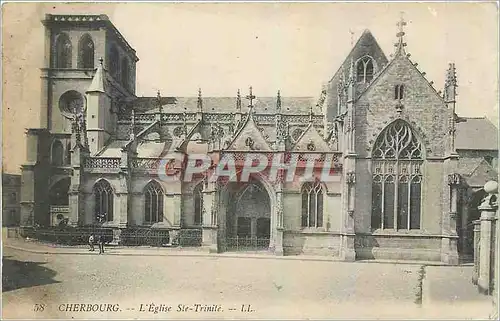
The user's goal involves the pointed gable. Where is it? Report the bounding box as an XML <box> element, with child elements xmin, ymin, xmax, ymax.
<box><xmin>324</xmin><ymin>30</ymin><xmax>389</xmax><ymax>119</ymax></box>
<box><xmin>356</xmin><ymin>49</ymin><xmax>450</xmax><ymax>158</ymax></box>
<box><xmin>291</xmin><ymin>122</ymin><xmax>330</xmax><ymax>152</ymax></box>
<box><xmin>226</xmin><ymin>113</ymin><xmax>271</xmax><ymax>151</ymax></box>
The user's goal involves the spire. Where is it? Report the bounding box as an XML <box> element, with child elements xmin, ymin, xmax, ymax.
<box><xmin>394</xmin><ymin>12</ymin><xmax>407</xmax><ymax>55</ymax></box>
<box><xmin>444</xmin><ymin>63</ymin><xmax>458</xmax><ymax>101</ymax></box>
<box><xmin>197</xmin><ymin>88</ymin><xmax>203</xmax><ymax>112</ymax></box>
<box><xmin>276</xmin><ymin>90</ymin><xmax>282</xmax><ymax>113</ymax></box>
<box><xmin>87</xmin><ymin>57</ymin><xmax>106</xmax><ymax>93</ymax></box>
<box><xmin>236</xmin><ymin>89</ymin><xmax>242</xmax><ymax>112</ymax></box>
<box><xmin>445</xmin><ymin>63</ymin><xmax>457</xmax><ymax>88</ymax></box>
<box><xmin>246</xmin><ymin>86</ymin><xmax>256</xmax><ymax>112</ymax></box>
<box><xmin>309</xmin><ymin>104</ymin><xmax>314</xmax><ymax>122</ymax></box>
<box><xmin>348</xmin><ymin>56</ymin><xmax>355</xmax><ymax>84</ymax></box>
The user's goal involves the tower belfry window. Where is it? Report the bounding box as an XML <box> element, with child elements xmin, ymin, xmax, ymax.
<box><xmin>55</xmin><ymin>33</ymin><xmax>72</xmax><ymax>69</ymax></box>
<box><xmin>356</xmin><ymin>57</ymin><xmax>374</xmax><ymax>83</ymax></box>
<box><xmin>395</xmin><ymin>84</ymin><xmax>405</xmax><ymax>100</ymax></box>
<box><xmin>78</xmin><ymin>34</ymin><xmax>94</xmax><ymax>69</ymax></box>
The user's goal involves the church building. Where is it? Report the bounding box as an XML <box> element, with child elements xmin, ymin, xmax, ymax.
<box><xmin>20</xmin><ymin>14</ymin><xmax>498</xmax><ymax>263</ymax></box>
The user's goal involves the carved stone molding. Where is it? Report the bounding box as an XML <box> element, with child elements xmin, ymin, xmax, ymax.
<box><xmin>345</xmin><ymin>171</ymin><xmax>356</xmax><ymax>185</ymax></box>
<box><xmin>447</xmin><ymin>173</ymin><xmax>461</xmax><ymax>186</ymax></box>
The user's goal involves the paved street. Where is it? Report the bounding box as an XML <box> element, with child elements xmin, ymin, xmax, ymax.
<box><xmin>2</xmin><ymin>242</ymin><xmax>495</xmax><ymax>320</ymax></box>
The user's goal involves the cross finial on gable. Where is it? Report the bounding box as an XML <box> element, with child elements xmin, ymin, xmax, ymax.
<box><xmin>99</xmin><ymin>57</ymin><xmax>104</xmax><ymax>66</ymax></box>
<box><xmin>349</xmin><ymin>29</ymin><xmax>354</xmax><ymax>47</ymax></box>
<box><xmin>394</xmin><ymin>11</ymin><xmax>407</xmax><ymax>55</ymax></box>
<box><xmin>246</xmin><ymin>86</ymin><xmax>256</xmax><ymax>110</ymax></box>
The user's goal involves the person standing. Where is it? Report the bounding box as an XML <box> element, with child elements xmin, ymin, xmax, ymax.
<box><xmin>88</xmin><ymin>234</ymin><xmax>95</xmax><ymax>251</ymax></box>
<box><xmin>98</xmin><ymin>234</ymin><xmax>105</xmax><ymax>254</ymax></box>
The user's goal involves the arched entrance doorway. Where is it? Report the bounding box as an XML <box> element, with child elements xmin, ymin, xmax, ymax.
<box><xmin>49</xmin><ymin>178</ymin><xmax>70</xmax><ymax>227</ymax></box>
<box><xmin>224</xmin><ymin>179</ymin><xmax>271</xmax><ymax>251</ymax></box>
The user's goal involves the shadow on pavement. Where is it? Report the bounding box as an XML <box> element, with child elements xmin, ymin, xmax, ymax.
<box><xmin>2</xmin><ymin>256</ymin><xmax>60</xmax><ymax>292</ymax></box>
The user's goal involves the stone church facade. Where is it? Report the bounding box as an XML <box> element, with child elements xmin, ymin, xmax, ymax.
<box><xmin>20</xmin><ymin>14</ymin><xmax>498</xmax><ymax>263</ymax></box>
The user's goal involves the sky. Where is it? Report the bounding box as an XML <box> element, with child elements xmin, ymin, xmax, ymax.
<box><xmin>2</xmin><ymin>2</ymin><xmax>499</xmax><ymax>174</ymax></box>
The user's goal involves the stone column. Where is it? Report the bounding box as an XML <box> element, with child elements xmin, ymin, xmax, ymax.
<box><xmin>472</xmin><ymin>219</ymin><xmax>481</xmax><ymax>285</ymax></box>
<box><xmin>202</xmin><ymin>180</ymin><xmax>219</xmax><ymax>253</ymax></box>
<box><xmin>444</xmin><ymin>173</ymin><xmax>461</xmax><ymax>265</ymax></box>
<box><xmin>477</xmin><ymin>202</ymin><xmax>498</xmax><ymax>294</ymax></box>
<box><xmin>476</xmin><ymin>180</ymin><xmax>498</xmax><ymax>295</ymax></box>
<box><xmin>273</xmin><ymin>171</ymin><xmax>284</xmax><ymax>256</ymax></box>
<box><xmin>341</xmin><ymin>171</ymin><xmax>356</xmax><ymax>261</ymax></box>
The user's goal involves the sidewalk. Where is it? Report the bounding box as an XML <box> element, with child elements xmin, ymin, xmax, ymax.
<box><xmin>3</xmin><ymin>237</ymin><xmax>449</xmax><ymax>265</ymax></box>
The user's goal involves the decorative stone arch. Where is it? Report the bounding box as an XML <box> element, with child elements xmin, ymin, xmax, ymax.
<box><xmin>54</xmin><ymin>32</ymin><xmax>72</xmax><ymax>68</ymax></box>
<box><xmin>92</xmin><ymin>178</ymin><xmax>115</xmax><ymax>222</ymax></box>
<box><xmin>368</xmin><ymin>119</ymin><xmax>427</xmax><ymax>160</ymax></box>
<box><xmin>218</xmin><ymin>171</ymin><xmax>278</xmax><ymax>250</ymax></box>
<box><xmin>77</xmin><ymin>33</ymin><xmax>95</xmax><ymax>69</ymax></box>
<box><xmin>143</xmin><ymin>179</ymin><xmax>164</xmax><ymax>224</ymax></box>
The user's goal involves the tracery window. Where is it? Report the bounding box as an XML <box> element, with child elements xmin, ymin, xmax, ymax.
<box><xmin>371</xmin><ymin>120</ymin><xmax>422</xmax><ymax>230</ymax></box>
<box><xmin>144</xmin><ymin>181</ymin><xmax>164</xmax><ymax>223</ymax></box>
<box><xmin>94</xmin><ymin>180</ymin><xmax>114</xmax><ymax>222</ymax></box>
<box><xmin>59</xmin><ymin>91</ymin><xmax>84</xmax><ymax>114</ymax></box>
<box><xmin>55</xmin><ymin>33</ymin><xmax>72</xmax><ymax>68</ymax></box>
<box><xmin>356</xmin><ymin>56</ymin><xmax>374</xmax><ymax>83</ymax></box>
<box><xmin>193</xmin><ymin>183</ymin><xmax>203</xmax><ymax>225</ymax></box>
<box><xmin>301</xmin><ymin>181</ymin><xmax>324</xmax><ymax>228</ymax></box>
<box><xmin>78</xmin><ymin>34</ymin><xmax>94</xmax><ymax>69</ymax></box>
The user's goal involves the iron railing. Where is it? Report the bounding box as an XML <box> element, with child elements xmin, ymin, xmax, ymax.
<box><xmin>18</xmin><ymin>226</ymin><xmax>203</xmax><ymax>248</ymax></box>
<box><xmin>226</xmin><ymin>236</ymin><xmax>270</xmax><ymax>251</ymax></box>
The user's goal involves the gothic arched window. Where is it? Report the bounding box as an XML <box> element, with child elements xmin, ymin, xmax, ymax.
<box><xmin>144</xmin><ymin>181</ymin><xmax>164</xmax><ymax>223</ymax></box>
<box><xmin>301</xmin><ymin>181</ymin><xmax>324</xmax><ymax>228</ymax></box>
<box><xmin>59</xmin><ymin>91</ymin><xmax>84</xmax><ymax>115</ymax></box>
<box><xmin>94</xmin><ymin>180</ymin><xmax>114</xmax><ymax>222</ymax></box>
<box><xmin>51</xmin><ymin>140</ymin><xmax>64</xmax><ymax>166</ymax></box>
<box><xmin>78</xmin><ymin>34</ymin><xmax>94</xmax><ymax>69</ymax></box>
<box><xmin>109</xmin><ymin>45</ymin><xmax>120</xmax><ymax>78</ymax></box>
<box><xmin>356</xmin><ymin>56</ymin><xmax>374</xmax><ymax>83</ymax></box>
<box><xmin>194</xmin><ymin>183</ymin><xmax>203</xmax><ymax>225</ymax></box>
<box><xmin>55</xmin><ymin>33</ymin><xmax>72</xmax><ymax>68</ymax></box>
<box><xmin>371</xmin><ymin>120</ymin><xmax>423</xmax><ymax>230</ymax></box>
<box><xmin>121</xmin><ymin>57</ymin><xmax>130</xmax><ymax>89</ymax></box>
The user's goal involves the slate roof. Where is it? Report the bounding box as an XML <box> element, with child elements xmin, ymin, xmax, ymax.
<box><xmin>455</xmin><ymin>117</ymin><xmax>498</xmax><ymax>150</ymax></box>
<box><xmin>131</xmin><ymin>96</ymin><xmax>318</xmax><ymax>114</ymax></box>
